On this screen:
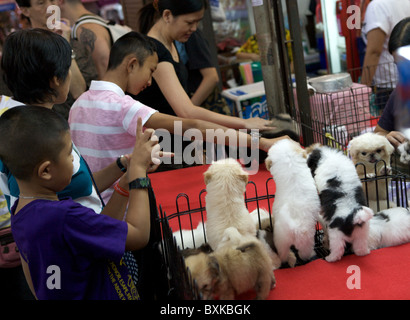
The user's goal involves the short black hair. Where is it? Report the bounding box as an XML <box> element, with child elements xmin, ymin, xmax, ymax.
<box><xmin>389</xmin><ymin>17</ymin><xmax>410</xmax><ymax>54</ymax></box>
<box><xmin>156</xmin><ymin>0</ymin><xmax>207</xmax><ymax>17</ymax></box>
<box><xmin>1</xmin><ymin>28</ymin><xmax>71</xmax><ymax>105</ymax></box>
<box><xmin>0</xmin><ymin>106</ymin><xmax>70</xmax><ymax>180</ymax></box>
<box><xmin>15</xmin><ymin>0</ymin><xmax>31</xmax><ymax>7</ymax></box>
<box><xmin>107</xmin><ymin>31</ymin><xmax>157</xmax><ymax>70</ymax></box>
<box><xmin>138</xmin><ymin>0</ymin><xmax>207</xmax><ymax>33</ymax></box>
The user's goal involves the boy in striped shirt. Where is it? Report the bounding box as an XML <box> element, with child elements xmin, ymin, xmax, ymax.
<box><xmin>69</xmin><ymin>32</ymin><xmax>289</xmax><ymax>202</ymax></box>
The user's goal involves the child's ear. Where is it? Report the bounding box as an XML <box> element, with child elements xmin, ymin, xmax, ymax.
<box><xmin>126</xmin><ymin>57</ymin><xmax>139</xmax><ymax>73</ymax></box>
<box><xmin>37</xmin><ymin>161</ymin><xmax>53</xmax><ymax>181</ymax></box>
<box><xmin>50</xmin><ymin>76</ymin><xmax>61</xmax><ymax>89</ymax></box>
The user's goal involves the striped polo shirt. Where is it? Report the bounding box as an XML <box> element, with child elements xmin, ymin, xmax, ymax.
<box><xmin>68</xmin><ymin>81</ymin><xmax>157</xmax><ymax>203</ymax></box>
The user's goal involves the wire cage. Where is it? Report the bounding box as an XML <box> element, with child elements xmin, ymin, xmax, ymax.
<box><xmin>157</xmin><ymin>178</ymin><xmax>327</xmax><ymax>300</ymax></box>
<box><xmin>153</xmin><ymin>61</ymin><xmax>408</xmax><ymax>300</ymax></box>
<box><xmin>156</xmin><ymin>161</ymin><xmax>409</xmax><ymax>300</ymax></box>
<box><xmin>293</xmin><ymin>61</ymin><xmax>398</xmax><ymax>152</ymax></box>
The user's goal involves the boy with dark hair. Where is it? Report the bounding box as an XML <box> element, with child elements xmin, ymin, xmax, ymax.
<box><xmin>1</xmin><ymin>28</ymin><xmax>72</xmax><ymax>106</ymax></box>
<box><xmin>0</xmin><ymin>105</ymin><xmax>158</xmax><ymax>299</ymax></box>
<box><xmin>69</xmin><ymin>31</ymin><xmax>289</xmax><ymax>201</ymax></box>
<box><xmin>14</xmin><ymin>0</ymin><xmax>87</xmax><ymax>116</ymax></box>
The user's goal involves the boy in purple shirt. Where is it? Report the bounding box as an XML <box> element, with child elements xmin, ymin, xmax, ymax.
<box><xmin>0</xmin><ymin>105</ymin><xmax>159</xmax><ymax>299</ymax></box>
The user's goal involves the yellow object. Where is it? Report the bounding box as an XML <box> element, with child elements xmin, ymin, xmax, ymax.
<box><xmin>238</xmin><ymin>35</ymin><xmax>259</xmax><ymax>54</ymax></box>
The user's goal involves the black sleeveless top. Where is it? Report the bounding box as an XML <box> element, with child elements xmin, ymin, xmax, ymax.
<box><xmin>132</xmin><ymin>37</ymin><xmax>189</xmax><ymax>116</ymax></box>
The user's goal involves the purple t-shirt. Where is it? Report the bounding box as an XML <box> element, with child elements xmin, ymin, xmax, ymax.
<box><xmin>11</xmin><ymin>198</ymin><xmax>138</xmax><ymax>300</ymax></box>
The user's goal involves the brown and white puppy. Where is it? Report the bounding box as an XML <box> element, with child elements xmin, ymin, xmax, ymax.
<box><xmin>185</xmin><ymin>227</ymin><xmax>275</xmax><ymax>300</ymax></box>
<box><xmin>349</xmin><ymin>132</ymin><xmax>395</xmax><ymax>212</ymax></box>
<box><xmin>203</xmin><ymin>158</ymin><xmax>256</xmax><ymax>250</ymax></box>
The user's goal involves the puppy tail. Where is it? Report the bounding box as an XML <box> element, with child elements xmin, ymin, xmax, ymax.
<box><xmin>353</xmin><ymin>206</ymin><xmax>374</xmax><ymax>225</ymax></box>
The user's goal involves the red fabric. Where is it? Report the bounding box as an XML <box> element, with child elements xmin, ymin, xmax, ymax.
<box><xmin>239</xmin><ymin>243</ymin><xmax>410</xmax><ymax>300</ymax></box>
<box><xmin>149</xmin><ymin>164</ymin><xmax>410</xmax><ymax>300</ymax></box>
<box><xmin>149</xmin><ymin>163</ymin><xmax>274</xmax><ymax>230</ymax></box>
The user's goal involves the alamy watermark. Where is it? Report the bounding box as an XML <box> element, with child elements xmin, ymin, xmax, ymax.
<box><xmin>345</xmin><ymin>5</ymin><xmax>362</xmax><ymax>30</ymax></box>
<box><xmin>45</xmin><ymin>5</ymin><xmax>364</xmax><ymax>31</ymax></box>
<box><xmin>46</xmin><ymin>5</ymin><xmax>61</xmax><ymax>30</ymax></box>
<box><xmin>346</xmin><ymin>265</ymin><xmax>361</xmax><ymax>290</ymax></box>
<box><xmin>150</xmin><ymin>121</ymin><xmax>261</xmax><ymax>174</ymax></box>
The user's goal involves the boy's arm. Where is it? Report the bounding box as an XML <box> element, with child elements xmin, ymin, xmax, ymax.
<box><xmin>91</xmin><ymin>159</ymin><xmax>125</xmax><ymax>193</ymax></box>
<box><xmin>101</xmin><ymin>118</ymin><xmax>157</xmax><ymax>251</ymax></box>
<box><xmin>145</xmin><ymin>112</ymin><xmax>289</xmax><ymax>153</ymax></box>
<box><xmin>99</xmin><ymin>174</ymin><xmax>129</xmax><ymax>220</ymax></box>
<box><xmin>124</xmin><ymin>119</ymin><xmax>158</xmax><ymax>251</ymax></box>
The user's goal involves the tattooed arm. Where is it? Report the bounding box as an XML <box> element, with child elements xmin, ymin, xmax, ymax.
<box><xmin>77</xmin><ymin>24</ymin><xmax>112</xmax><ymax>79</ymax></box>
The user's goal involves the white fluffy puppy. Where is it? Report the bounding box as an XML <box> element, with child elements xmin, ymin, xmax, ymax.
<box><xmin>349</xmin><ymin>132</ymin><xmax>395</xmax><ymax>212</ymax></box>
<box><xmin>306</xmin><ymin>144</ymin><xmax>374</xmax><ymax>262</ymax></box>
<box><xmin>368</xmin><ymin>207</ymin><xmax>410</xmax><ymax>250</ymax></box>
<box><xmin>265</xmin><ymin>139</ymin><xmax>320</xmax><ymax>263</ymax></box>
<box><xmin>204</xmin><ymin>158</ymin><xmax>256</xmax><ymax>250</ymax></box>
<box><xmin>250</xmin><ymin>208</ymin><xmax>272</xmax><ymax>230</ymax></box>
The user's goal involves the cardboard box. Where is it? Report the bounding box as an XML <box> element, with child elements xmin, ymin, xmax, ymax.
<box><xmin>221</xmin><ymin>81</ymin><xmax>268</xmax><ymax>119</ymax></box>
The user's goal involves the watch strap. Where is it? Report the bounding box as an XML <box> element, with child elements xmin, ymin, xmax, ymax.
<box><xmin>116</xmin><ymin>155</ymin><xmax>127</xmax><ymax>172</ymax></box>
<box><xmin>129</xmin><ymin>177</ymin><xmax>151</xmax><ymax>190</ymax></box>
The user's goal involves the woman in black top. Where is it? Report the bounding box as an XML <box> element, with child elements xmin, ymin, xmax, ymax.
<box><xmin>135</xmin><ymin>0</ymin><xmax>272</xmax><ymax>131</ymax></box>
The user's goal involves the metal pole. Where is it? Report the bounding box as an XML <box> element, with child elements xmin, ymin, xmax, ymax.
<box><xmin>285</xmin><ymin>0</ymin><xmax>313</xmax><ymax>145</ymax></box>
<box><xmin>251</xmin><ymin>0</ymin><xmax>285</xmax><ymax>117</ymax></box>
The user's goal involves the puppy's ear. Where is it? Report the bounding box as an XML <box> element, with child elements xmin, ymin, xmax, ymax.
<box><xmin>383</xmin><ymin>140</ymin><xmax>394</xmax><ymax>156</ymax></box>
<box><xmin>265</xmin><ymin>158</ymin><xmax>272</xmax><ymax>171</ymax></box>
<box><xmin>240</xmin><ymin>171</ymin><xmax>248</xmax><ymax>184</ymax></box>
<box><xmin>348</xmin><ymin>142</ymin><xmax>358</xmax><ymax>159</ymax></box>
<box><xmin>204</xmin><ymin>171</ymin><xmax>212</xmax><ymax>185</ymax></box>
<box><xmin>237</xmin><ymin>242</ymin><xmax>256</xmax><ymax>253</ymax></box>
<box><xmin>208</xmin><ymin>256</ymin><xmax>220</xmax><ymax>279</ymax></box>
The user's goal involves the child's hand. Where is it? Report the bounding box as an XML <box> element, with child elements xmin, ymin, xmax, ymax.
<box><xmin>51</xmin><ymin>18</ymin><xmax>71</xmax><ymax>42</ymax></box>
<box><xmin>128</xmin><ymin>118</ymin><xmax>159</xmax><ymax>180</ymax></box>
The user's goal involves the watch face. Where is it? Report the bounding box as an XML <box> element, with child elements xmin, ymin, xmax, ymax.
<box><xmin>129</xmin><ymin>177</ymin><xmax>151</xmax><ymax>189</ymax></box>
<box><xmin>139</xmin><ymin>178</ymin><xmax>150</xmax><ymax>188</ymax></box>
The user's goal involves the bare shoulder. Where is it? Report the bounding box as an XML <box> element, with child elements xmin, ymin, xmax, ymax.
<box><xmin>77</xmin><ymin>23</ymin><xmax>110</xmax><ymax>44</ymax></box>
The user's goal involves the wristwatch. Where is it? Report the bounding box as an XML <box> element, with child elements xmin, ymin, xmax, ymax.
<box><xmin>116</xmin><ymin>155</ymin><xmax>127</xmax><ymax>172</ymax></box>
<box><xmin>129</xmin><ymin>177</ymin><xmax>151</xmax><ymax>190</ymax></box>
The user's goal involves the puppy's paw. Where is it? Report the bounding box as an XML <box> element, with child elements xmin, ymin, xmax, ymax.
<box><xmin>366</xmin><ymin>173</ymin><xmax>376</xmax><ymax>179</ymax></box>
<box><xmin>325</xmin><ymin>254</ymin><xmax>342</xmax><ymax>263</ymax></box>
<box><xmin>354</xmin><ymin>248</ymin><xmax>370</xmax><ymax>257</ymax></box>
<box><xmin>287</xmin><ymin>252</ymin><xmax>297</xmax><ymax>268</ymax></box>
<box><xmin>379</xmin><ymin>166</ymin><xmax>392</xmax><ymax>176</ymax></box>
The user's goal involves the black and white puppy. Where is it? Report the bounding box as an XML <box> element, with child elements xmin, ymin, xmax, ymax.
<box><xmin>305</xmin><ymin>144</ymin><xmax>374</xmax><ymax>262</ymax></box>
<box><xmin>368</xmin><ymin>207</ymin><xmax>410</xmax><ymax>250</ymax></box>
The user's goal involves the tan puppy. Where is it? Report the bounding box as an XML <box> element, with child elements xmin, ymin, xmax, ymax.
<box><xmin>349</xmin><ymin>132</ymin><xmax>395</xmax><ymax>212</ymax></box>
<box><xmin>204</xmin><ymin>158</ymin><xmax>256</xmax><ymax>250</ymax></box>
<box><xmin>185</xmin><ymin>227</ymin><xmax>275</xmax><ymax>300</ymax></box>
